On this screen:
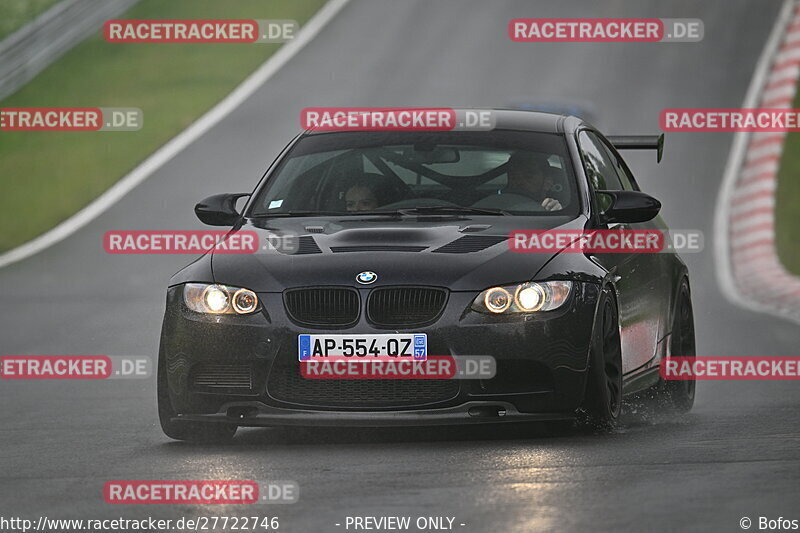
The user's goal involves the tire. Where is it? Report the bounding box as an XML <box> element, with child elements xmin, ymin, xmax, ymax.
<box><xmin>579</xmin><ymin>287</ymin><xmax>623</xmax><ymax>430</ymax></box>
<box><xmin>632</xmin><ymin>278</ymin><xmax>696</xmax><ymax>415</ymax></box>
<box><xmin>157</xmin><ymin>353</ymin><xmax>237</xmax><ymax>443</ymax></box>
<box><xmin>661</xmin><ymin>279</ymin><xmax>696</xmax><ymax>412</ymax></box>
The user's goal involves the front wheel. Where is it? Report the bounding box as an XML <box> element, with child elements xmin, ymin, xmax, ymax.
<box><xmin>579</xmin><ymin>288</ymin><xmax>623</xmax><ymax>430</ymax></box>
<box><xmin>157</xmin><ymin>353</ymin><xmax>237</xmax><ymax>443</ymax></box>
<box><xmin>661</xmin><ymin>279</ymin><xmax>696</xmax><ymax>412</ymax></box>
<box><xmin>633</xmin><ymin>278</ymin><xmax>696</xmax><ymax>415</ymax></box>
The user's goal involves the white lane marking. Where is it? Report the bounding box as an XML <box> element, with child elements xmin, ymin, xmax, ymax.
<box><xmin>0</xmin><ymin>0</ymin><xmax>351</xmax><ymax>270</ymax></box>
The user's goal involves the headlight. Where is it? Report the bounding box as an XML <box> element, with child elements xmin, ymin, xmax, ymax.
<box><xmin>472</xmin><ymin>281</ymin><xmax>572</xmax><ymax>314</ymax></box>
<box><xmin>183</xmin><ymin>283</ymin><xmax>259</xmax><ymax>315</ymax></box>
<box><xmin>232</xmin><ymin>288</ymin><xmax>258</xmax><ymax>314</ymax></box>
<box><xmin>484</xmin><ymin>287</ymin><xmax>512</xmax><ymax>313</ymax></box>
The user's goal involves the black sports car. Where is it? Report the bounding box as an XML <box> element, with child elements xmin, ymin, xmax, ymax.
<box><xmin>157</xmin><ymin>109</ymin><xmax>695</xmax><ymax>442</ymax></box>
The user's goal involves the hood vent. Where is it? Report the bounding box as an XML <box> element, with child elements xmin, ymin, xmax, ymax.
<box><xmin>330</xmin><ymin>245</ymin><xmax>427</xmax><ymax>253</ymax></box>
<box><xmin>284</xmin><ymin>235</ymin><xmax>321</xmax><ymax>255</ymax></box>
<box><xmin>432</xmin><ymin>235</ymin><xmax>507</xmax><ymax>254</ymax></box>
<box><xmin>459</xmin><ymin>224</ymin><xmax>492</xmax><ymax>233</ymax></box>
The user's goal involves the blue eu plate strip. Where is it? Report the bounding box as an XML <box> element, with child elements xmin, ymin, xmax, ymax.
<box><xmin>298</xmin><ymin>334</ymin><xmax>311</xmax><ymax>360</ymax></box>
<box><xmin>413</xmin><ymin>334</ymin><xmax>427</xmax><ymax>360</ymax></box>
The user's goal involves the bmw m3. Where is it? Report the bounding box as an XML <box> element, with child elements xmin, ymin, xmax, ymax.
<box><xmin>157</xmin><ymin>109</ymin><xmax>695</xmax><ymax>441</ymax></box>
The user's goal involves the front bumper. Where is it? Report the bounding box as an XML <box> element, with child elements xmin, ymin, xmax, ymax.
<box><xmin>159</xmin><ymin>282</ymin><xmax>600</xmax><ymax>426</ymax></box>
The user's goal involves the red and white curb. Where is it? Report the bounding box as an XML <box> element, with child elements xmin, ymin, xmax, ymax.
<box><xmin>715</xmin><ymin>0</ymin><xmax>800</xmax><ymax>323</ymax></box>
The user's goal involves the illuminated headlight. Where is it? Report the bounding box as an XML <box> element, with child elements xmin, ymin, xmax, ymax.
<box><xmin>232</xmin><ymin>288</ymin><xmax>258</xmax><ymax>314</ymax></box>
<box><xmin>183</xmin><ymin>283</ymin><xmax>259</xmax><ymax>315</ymax></box>
<box><xmin>472</xmin><ymin>281</ymin><xmax>572</xmax><ymax>314</ymax></box>
<box><xmin>484</xmin><ymin>287</ymin><xmax>511</xmax><ymax>313</ymax></box>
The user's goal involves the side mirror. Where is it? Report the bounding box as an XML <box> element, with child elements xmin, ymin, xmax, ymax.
<box><xmin>596</xmin><ymin>190</ymin><xmax>661</xmax><ymax>224</ymax></box>
<box><xmin>194</xmin><ymin>193</ymin><xmax>250</xmax><ymax>226</ymax></box>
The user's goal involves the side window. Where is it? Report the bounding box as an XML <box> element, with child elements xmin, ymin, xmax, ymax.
<box><xmin>577</xmin><ymin>131</ymin><xmax>625</xmax><ymax>191</ymax></box>
<box><xmin>599</xmin><ymin>141</ymin><xmax>638</xmax><ymax>191</ymax></box>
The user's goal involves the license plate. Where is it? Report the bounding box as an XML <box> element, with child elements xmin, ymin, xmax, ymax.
<box><xmin>298</xmin><ymin>333</ymin><xmax>427</xmax><ymax>361</ymax></box>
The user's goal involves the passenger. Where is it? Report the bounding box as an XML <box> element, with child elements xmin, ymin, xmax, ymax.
<box><xmin>345</xmin><ymin>180</ymin><xmax>380</xmax><ymax>212</ymax></box>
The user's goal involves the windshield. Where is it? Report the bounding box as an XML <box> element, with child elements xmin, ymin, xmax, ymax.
<box><xmin>248</xmin><ymin>130</ymin><xmax>579</xmax><ymax>217</ymax></box>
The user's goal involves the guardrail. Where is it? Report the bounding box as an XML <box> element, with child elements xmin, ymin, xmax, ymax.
<box><xmin>0</xmin><ymin>0</ymin><xmax>140</xmax><ymax>101</ymax></box>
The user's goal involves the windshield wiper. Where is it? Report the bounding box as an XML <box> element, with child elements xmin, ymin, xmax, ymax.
<box><xmin>396</xmin><ymin>206</ymin><xmax>510</xmax><ymax>216</ymax></box>
<box><xmin>249</xmin><ymin>210</ymin><xmax>347</xmax><ymax>218</ymax></box>
<box><xmin>249</xmin><ymin>206</ymin><xmax>511</xmax><ymax>218</ymax></box>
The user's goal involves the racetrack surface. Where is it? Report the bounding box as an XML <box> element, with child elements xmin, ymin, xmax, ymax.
<box><xmin>2</xmin><ymin>1</ymin><xmax>799</xmax><ymax>531</ymax></box>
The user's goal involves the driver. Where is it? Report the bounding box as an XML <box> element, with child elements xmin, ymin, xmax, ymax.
<box><xmin>503</xmin><ymin>151</ymin><xmax>563</xmax><ymax>211</ymax></box>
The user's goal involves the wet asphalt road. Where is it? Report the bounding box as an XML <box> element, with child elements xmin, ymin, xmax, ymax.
<box><xmin>2</xmin><ymin>1</ymin><xmax>800</xmax><ymax>532</ymax></box>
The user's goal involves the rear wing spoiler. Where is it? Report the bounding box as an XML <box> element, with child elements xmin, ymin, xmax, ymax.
<box><xmin>607</xmin><ymin>134</ymin><xmax>665</xmax><ymax>163</ymax></box>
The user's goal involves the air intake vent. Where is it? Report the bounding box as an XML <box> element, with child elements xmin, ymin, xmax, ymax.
<box><xmin>284</xmin><ymin>287</ymin><xmax>360</xmax><ymax>327</ymax></box>
<box><xmin>275</xmin><ymin>235</ymin><xmax>323</xmax><ymax>254</ymax></box>
<box><xmin>190</xmin><ymin>364</ymin><xmax>252</xmax><ymax>390</ymax></box>
<box><xmin>294</xmin><ymin>235</ymin><xmax>322</xmax><ymax>254</ymax></box>
<box><xmin>267</xmin><ymin>354</ymin><xmax>459</xmax><ymax>407</ymax></box>
<box><xmin>367</xmin><ymin>286</ymin><xmax>447</xmax><ymax>327</ymax></box>
<box><xmin>330</xmin><ymin>245</ymin><xmax>427</xmax><ymax>253</ymax></box>
<box><xmin>304</xmin><ymin>225</ymin><xmax>325</xmax><ymax>233</ymax></box>
<box><xmin>432</xmin><ymin>235</ymin><xmax>507</xmax><ymax>254</ymax></box>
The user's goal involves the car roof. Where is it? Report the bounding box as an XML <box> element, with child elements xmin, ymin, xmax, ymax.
<box><xmin>483</xmin><ymin>108</ymin><xmax>570</xmax><ymax>133</ymax></box>
<box><xmin>302</xmin><ymin>108</ymin><xmax>582</xmax><ymax>135</ymax></box>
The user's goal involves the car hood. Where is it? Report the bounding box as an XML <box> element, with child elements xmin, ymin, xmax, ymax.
<box><xmin>211</xmin><ymin>215</ymin><xmax>588</xmax><ymax>292</ymax></box>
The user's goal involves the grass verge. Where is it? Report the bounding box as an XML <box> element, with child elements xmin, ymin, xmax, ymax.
<box><xmin>775</xmin><ymin>92</ymin><xmax>800</xmax><ymax>276</ymax></box>
<box><xmin>0</xmin><ymin>0</ymin><xmax>326</xmax><ymax>253</ymax></box>
<box><xmin>0</xmin><ymin>0</ymin><xmax>62</xmax><ymax>39</ymax></box>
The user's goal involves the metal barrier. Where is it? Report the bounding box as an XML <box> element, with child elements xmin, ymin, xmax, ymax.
<box><xmin>0</xmin><ymin>0</ymin><xmax>141</xmax><ymax>101</ymax></box>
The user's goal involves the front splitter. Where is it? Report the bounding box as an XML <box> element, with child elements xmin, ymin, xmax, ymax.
<box><xmin>174</xmin><ymin>400</ymin><xmax>574</xmax><ymax>427</ymax></box>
